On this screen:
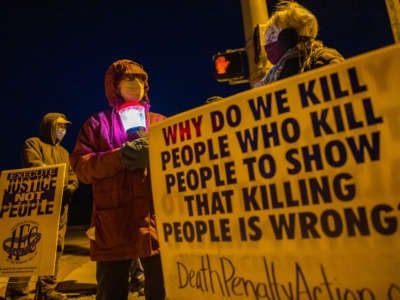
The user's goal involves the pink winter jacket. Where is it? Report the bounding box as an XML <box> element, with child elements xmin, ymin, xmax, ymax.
<box><xmin>70</xmin><ymin>59</ymin><xmax>165</xmax><ymax>261</ymax></box>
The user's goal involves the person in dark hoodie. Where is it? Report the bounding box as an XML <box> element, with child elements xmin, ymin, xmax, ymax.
<box><xmin>70</xmin><ymin>59</ymin><xmax>165</xmax><ymax>300</ymax></box>
<box><xmin>254</xmin><ymin>0</ymin><xmax>344</xmax><ymax>87</ymax></box>
<box><xmin>6</xmin><ymin>112</ymin><xmax>79</xmax><ymax>300</ymax></box>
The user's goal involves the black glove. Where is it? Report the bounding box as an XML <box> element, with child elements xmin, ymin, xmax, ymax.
<box><xmin>121</xmin><ymin>137</ymin><xmax>149</xmax><ymax>170</ymax></box>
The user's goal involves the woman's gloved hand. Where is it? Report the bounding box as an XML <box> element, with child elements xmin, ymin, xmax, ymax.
<box><xmin>121</xmin><ymin>137</ymin><xmax>149</xmax><ymax>170</ymax></box>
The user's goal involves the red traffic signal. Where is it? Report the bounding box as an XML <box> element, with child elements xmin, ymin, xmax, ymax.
<box><xmin>212</xmin><ymin>49</ymin><xmax>247</xmax><ymax>82</ymax></box>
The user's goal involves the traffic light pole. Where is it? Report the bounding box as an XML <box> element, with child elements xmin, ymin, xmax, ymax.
<box><xmin>385</xmin><ymin>0</ymin><xmax>400</xmax><ymax>43</ymax></box>
<box><xmin>240</xmin><ymin>0</ymin><xmax>269</xmax><ymax>88</ymax></box>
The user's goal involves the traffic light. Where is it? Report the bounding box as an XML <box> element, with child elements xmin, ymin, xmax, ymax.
<box><xmin>212</xmin><ymin>49</ymin><xmax>247</xmax><ymax>82</ymax></box>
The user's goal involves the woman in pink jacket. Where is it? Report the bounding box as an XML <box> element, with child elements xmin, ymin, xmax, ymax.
<box><xmin>70</xmin><ymin>59</ymin><xmax>165</xmax><ymax>300</ymax></box>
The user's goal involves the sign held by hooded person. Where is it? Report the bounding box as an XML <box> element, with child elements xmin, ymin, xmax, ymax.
<box><xmin>0</xmin><ymin>163</ymin><xmax>66</xmax><ymax>277</ymax></box>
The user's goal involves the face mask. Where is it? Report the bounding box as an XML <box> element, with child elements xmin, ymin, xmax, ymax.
<box><xmin>265</xmin><ymin>41</ymin><xmax>287</xmax><ymax>64</ymax></box>
<box><xmin>56</xmin><ymin>128</ymin><xmax>66</xmax><ymax>142</ymax></box>
<box><xmin>119</xmin><ymin>78</ymin><xmax>144</xmax><ymax>102</ymax></box>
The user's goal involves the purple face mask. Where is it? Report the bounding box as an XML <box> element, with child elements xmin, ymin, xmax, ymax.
<box><xmin>265</xmin><ymin>41</ymin><xmax>287</xmax><ymax>64</ymax></box>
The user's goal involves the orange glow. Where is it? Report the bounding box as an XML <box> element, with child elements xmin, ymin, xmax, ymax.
<box><xmin>214</xmin><ymin>56</ymin><xmax>231</xmax><ymax>74</ymax></box>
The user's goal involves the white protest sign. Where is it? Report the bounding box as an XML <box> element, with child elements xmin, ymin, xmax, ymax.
<box><xmin>0</xmin><ymin>164</ymin><xmax>65</xmax><ymax>277</ymax></box>
<box><xmin>149</xmin><ymin>44</ymin><xmax>400</xmax><ymax>300</ymax></box>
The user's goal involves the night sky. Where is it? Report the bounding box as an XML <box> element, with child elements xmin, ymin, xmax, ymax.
<box><xmin>1</xmin><ymin>0</ymin><xmax>393</xmax><ymax>172</ymax></box>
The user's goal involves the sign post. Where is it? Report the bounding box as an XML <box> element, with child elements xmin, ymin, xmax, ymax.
<box><xmin>385</xmin><ymin>0</ymin><xmax>400</xmax><ymax>43</ymax></box>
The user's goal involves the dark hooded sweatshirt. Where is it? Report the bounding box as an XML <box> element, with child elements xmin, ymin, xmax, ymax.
<box><xmin>22</xmin><ymin>112</ymin><xmax>78</xmax><ymax>194</ymax></box>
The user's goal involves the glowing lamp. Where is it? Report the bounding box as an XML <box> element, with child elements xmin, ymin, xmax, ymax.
<box><xmin>118</xmin><ymin>102</ymin><xmax>147</xmax><ymax>134</ymax></box>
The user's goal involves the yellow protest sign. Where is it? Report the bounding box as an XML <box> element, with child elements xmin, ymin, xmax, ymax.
<box><xmin>149</xmin><ymin>44</ymin><xmax>400</xmax><ymax>300</ymax></box>
<box><xmin>0</xmin><ymin>164</ymin><xmax>65</xmax><ymax>277</ymax></box>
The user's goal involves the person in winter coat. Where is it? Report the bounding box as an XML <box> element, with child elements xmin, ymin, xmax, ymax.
<box><xmin>255</xmin><ymin>0</ymin><xmax>344</xmax><ymax>86</ymax></box>
<box><xmin>6</xmin><ymin>112</ymin><xmax>79</xmax><ymax>300</ymax></box>
<box><xmin>69</xmin><ymin>59</ymin><xmax>165</xmax><ymax>300</ymax></box>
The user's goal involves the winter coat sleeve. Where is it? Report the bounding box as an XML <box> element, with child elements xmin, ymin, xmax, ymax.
<box><xmin>307</xmin><ymin>47</ymin><xmax>344</xmax><ymax>71</ymax></box>
<box><xmin>22</xmin><ymin>137</ymin><xmax>79</xmax><ymax>196</ymax></box>
<box><xmin>69</xmin><ymin>115</ymin><xmax>125</xmax><ymax>184</ymax></box>
<box><xmin>21</xmin><ymin>137</ymin><xmax>45</xmax><ymax>167</ymax></box>
<box><xmin>61</xmin><ymin>163</ymin><xmax>79</xmax><ymax>205</ymax></box>
<box><xmin>66</xmin><ymin>164</ymin><xmax>79</xmax><ymax>193</ymax></box>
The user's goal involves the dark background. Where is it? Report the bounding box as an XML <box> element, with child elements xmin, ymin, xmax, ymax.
<box><xmin>1</xmin><ymin>0</ymin><xmax>394</xmax><ymax>224</ymax></box>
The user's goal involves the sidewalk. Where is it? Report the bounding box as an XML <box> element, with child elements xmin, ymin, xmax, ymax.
<box><xmin>0</xmin><ymin>226</ymin><xmax>144</xmax><ymax>300</ymax></box>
